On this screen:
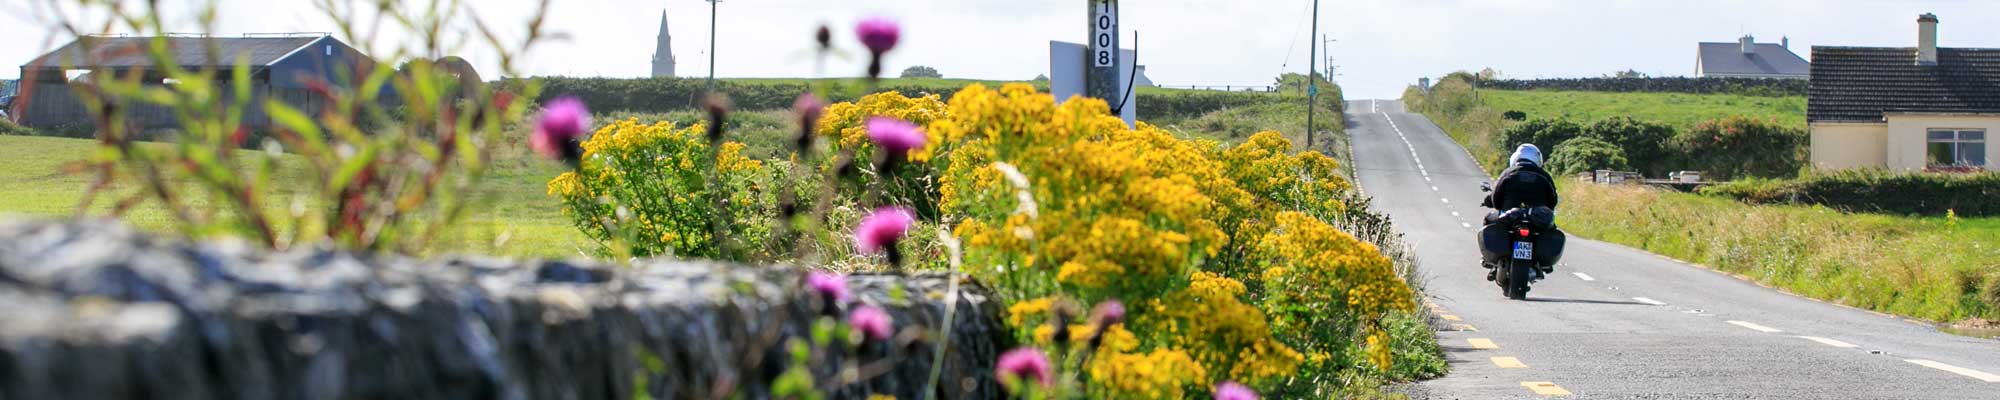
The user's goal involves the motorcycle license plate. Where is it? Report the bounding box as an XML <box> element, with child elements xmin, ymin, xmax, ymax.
<box><xmin>1512</xmin><ymin>242</ymin><xmax>1534</xmax><ymax>260</ymax></box>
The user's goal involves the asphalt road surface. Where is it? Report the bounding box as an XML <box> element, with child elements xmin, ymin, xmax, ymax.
<box><xmin>1347</xmin><ymin>100</ymin><xmax>2000</xmax><ymax>399</ymax></box>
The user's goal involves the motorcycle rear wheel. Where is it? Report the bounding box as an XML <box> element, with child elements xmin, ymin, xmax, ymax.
<box><xmin>1504</xmin><ymin>260</ymin><xmax>1530</xmax><ymax>300</ymax></box>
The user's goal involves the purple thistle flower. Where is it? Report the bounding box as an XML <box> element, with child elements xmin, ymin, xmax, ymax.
<box><xmin>995</xmin><ymin>347</ymin><xmax>1053</xmax><ymax>388</ymax></box>
<box><xmin>1092</xmin><ymin>300</ymin><xmax>1126</xmax><ymax>326</ymax></box>
<box><xmin>854</xmin><ymin>17</ymin><xmax>901</xmax><ymax>56</ymax></box>
<box><xmin>865</xmin><ymin>116</ymin><xmax>926</xmax><ymax>156</ymax></box>
<box><xmin>848</xmin><ymin>304</ymin><xmax>894</xmax><ymax>341</ymax></box>
<box><xmin>807</xmin><ymin>271</ymin><xmax>850</xmax><ymax>304</ymax></box>
<box><xmin>853</xmin><ymin>207</ymin><xmax>915</xmax><ymax>254</ymax></box>
<box><xmin>531</xmin><ymin>96</ymin><xmax>591</xmax><ymax>163</ymax></box>
<box><xmin>1214</xmin><ymin>381</ymin><xmax>1259</xmax><ymax>400</ymax></box>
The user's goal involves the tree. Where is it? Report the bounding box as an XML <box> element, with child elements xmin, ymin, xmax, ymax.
<box><xmin>1610</xmin><ymin>69</ymin><xmax>1648</xmax><ymax>79</ymax></box>
<box><xmin>899</xmin><ymin>65</ymin><xmax>942</xmax><ymax>79</ymax></box>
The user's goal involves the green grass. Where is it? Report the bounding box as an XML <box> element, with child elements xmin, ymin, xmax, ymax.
<box><xmin>0</xmin><ymin>135</ymin><xmax>591</xmax><ymax>259</ymax></box>
<box><xmin>1484</xmin><ymin>90</ymin><xmax>1805</xmax><ymax>130</ymax></box>
<box><xmin>1558</xmin><ymin>182</ymin><xmax>2000</xmax><ymax>324</ymax></box>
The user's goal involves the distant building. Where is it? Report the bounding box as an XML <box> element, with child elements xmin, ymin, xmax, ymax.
<box><xmin>16</xmin><ymin>34</ymin><xmax>381</xmax><ymax>130</ymax></box>
<box><xmin>652</xmin><ymin>11</ymin><xmax>676</xmax><ymax>78</ymax></box>
<box><xmin>1696</xmin><ymin>35</ymin><xmax>1809</xmax><ymax>79</ymax></box>
<box><xmin>1809</xmin><ymin>13</ymin><xmax>2000</xmax><ymax>171</ymax></box>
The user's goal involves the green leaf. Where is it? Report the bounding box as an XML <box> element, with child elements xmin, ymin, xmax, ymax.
<box><xmin>328</xmin><ymin>145</ymin><xmax>380</xmax><ymax>191</ymax></box>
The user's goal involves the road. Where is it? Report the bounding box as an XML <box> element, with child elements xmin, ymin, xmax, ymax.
<box><xmin>1346</xmin><ymin>100</ymin><xmax>2000</xmax><ymax>399</ymax></box>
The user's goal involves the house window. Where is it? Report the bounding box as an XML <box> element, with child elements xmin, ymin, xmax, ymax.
<box><xmin>1927</xmin><ymin>129</ymin><xmax>1986</xmax><ymax>167</ymax></box>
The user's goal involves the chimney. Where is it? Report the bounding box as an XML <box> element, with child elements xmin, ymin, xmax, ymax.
<box><xmin>1918</xmin><ymin>13</ymin><xmax>1939</xmax><ymax>65</ymax></box>
<box><xmin>1781</xmin><ymin>36</ymin><xmax>1789</xmax><ymax>50</ymax></box>
<box><xmin>1740</xmin><ymin>35</ymin><xmax>1755</xmax><ymax>54</ymax></box>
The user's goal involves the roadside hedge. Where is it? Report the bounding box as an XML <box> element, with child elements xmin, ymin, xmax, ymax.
<box><xmin>1701</xmin><ymin>169</ymin><xmax>2000</xmax><ymax>217</ymax></box>
<box><xmin>1481</xmin><ymin>77</ymin><xmax>1805</xmax><ymax>97</ymax></box>
<box><xmin>516</xmin><ymin>77</ymin><xmax>1304</xmax><ymax>121</ymax></box>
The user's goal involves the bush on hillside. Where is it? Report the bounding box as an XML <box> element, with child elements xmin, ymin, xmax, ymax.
<box><xmin>899</xmin><ymin>65</ymin><xmax>942</xmax><ymax>79</ymax></box>
<box><xmin>1546</xmin><ymin>137</ymin><xmax>1629</xmax><ymax>176</ymax></box>
<box><xmin>1678</xmin><ymin>116</ymin><xmax>1805</xmax><ymax>179</ymax></box>
<box><xmin>1583</xmin><ymin>116</ymin><xmax>1676</xmax><ymax>176</ymax></box>
<box><xmin>1701</xmin><ymin>169</ymin><xmax>2000</xmax><ymax>217</ymax></box>
<box><xmin>1496</xmin><ymin>118</ymin><xmax>1583</xmax><ymax>163</ymax></box>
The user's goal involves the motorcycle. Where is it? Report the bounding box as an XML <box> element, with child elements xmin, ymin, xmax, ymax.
<box><xmin>1478</xmin><ymin>183</ymin><xmax>1563</xmax><ymax>300</ymax></box>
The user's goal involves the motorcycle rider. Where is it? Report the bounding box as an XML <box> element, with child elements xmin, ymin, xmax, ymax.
<box><xmin>1480</xmin><ymin>144</ymin><xmax>1560</xmax><ymax>280</ymax></box>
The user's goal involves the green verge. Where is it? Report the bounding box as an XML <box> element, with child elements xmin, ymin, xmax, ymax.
<box><xmin>1558</xmin><ymin>182</ymin><xmax>2000</xmax><ymax>323</ymax></box>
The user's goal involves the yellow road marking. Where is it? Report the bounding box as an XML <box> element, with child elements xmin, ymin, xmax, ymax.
<box><xmin>1451</xmin><ymin>323</ymin><xmax>1479</xmax><ymax>331</ymax></box>
<box><xmin>1491</xmin><ymin>357</ymin><xmax>1528</xmax><ymax>368</ymax></box>
<box><xmin>1520</xmin><ymin>381</ymin><xmax>1572</xmax><ymax>396</ymax></box>
<box><xmin>1906</xmin><ymin>359</ymin><xmax>2000</xmax><ymax>383</ymax></box>
<box><xmin>1797</xmin><ymin>336</ymin><xmax>1858</xmax><ymax>348</ymax></box>
<box><xmin>1440</xmin><ymin>314</ymin><xmax>1462</xmax><ymax>321</ymax></box>
<box><xmin>1468</xmin><ymin>338</ymin><xmax>1499</xmax><ymax>349</ymax></box>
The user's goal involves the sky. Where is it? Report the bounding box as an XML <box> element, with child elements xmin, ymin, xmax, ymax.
<box><xmin>5</xmin><ymin>0</ymin><xmax>2000</xmax><ymax>99</ymax></box>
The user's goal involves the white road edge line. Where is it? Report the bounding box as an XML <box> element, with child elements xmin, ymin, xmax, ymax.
<box><xmin>1906</xmin><ymin>359</ymin><xmax>2000</xmax><ymax>383</ymax></box>
<box><xmin>1726</xmin><ymin>320</ymin><xmax>1784</xmax><ymax>333</ymax></box>
<box><xmin>1571</xmin><ymin>272</ymin><xmax>1595</xmax><ymax>281</ymax></box>
<box><xmin>1797</xmin><ymin>336</ymin><xmax>1858</xmax><ymax>348</ymax></box>
<box><xmin>1632</xmin><ymin>297</ymin><xmax>1666</xmax><ymax>305</ymax></box>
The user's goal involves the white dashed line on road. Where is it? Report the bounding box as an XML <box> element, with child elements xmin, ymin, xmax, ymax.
<box><xmin>1906</xmin><ymin>359</ymin><xmax>2000</xmax><ymax>383</ymax></box>
<box><xmin>1572</xmin><ymin>272</ymin><xmax>1595</xmax><ymax>281</ymax></box>
<box><xmin>1797</xmin><ymin>336</ymin><xmax>1858</xmax><ymax>348</ymax></box>
<box><xmin>1460</xmin><ymin>222</ymin><xmax>1473</xmax><ymax>229</ymax></box>
<box><xmin>1632</xmin><ymin>297</ymin><xmax>1666</xmax><ymax>305</ymax></box>
<box><xmin>1726</xmin><ymin>320</ymin><xmax>1784</xmax><ymax>333</ymax></box>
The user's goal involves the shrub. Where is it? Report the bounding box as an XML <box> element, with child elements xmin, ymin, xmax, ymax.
<box><xmin>1701</xmin><ymin>169</ymin><xmax>2000</xmax><ymax>217</ymax></box>
<box><xmin>899</xmin><ymin>65</ymin><xmax>943</xmax><ymax>79</ymax></box>
<box><xmin>939</xmin><ymin>84</ymin><xmax>1412</xmax><ymax>394</ymax></box>
<box><xmin>1502</xmin><ymin>110</ymin><xmax>1527</xmax><ymax>121</ymax></box>
<box><xmin>815</xmin><ymin>91</ymin><xmax>952</xmax><ymax>219</ymax></box>
<box><xmin>1546</xmin><ymin>137</ymin><xmax>1629</xmax><ymax>176</ymax></box>
<box><xmin>1679</xmin><ymin>116</ymin><xmax>1806</xmax><ymax>179</ymax></box>
<box><xmin>1495</xmin><ymin>118</ymin><xmax>1583</xmax><ymax>163</ymax></box>
<box><xmin>1582</xmin><ymin>116</ymin><xmax>1676</xmax><ymax>175</ymax></box>
<box><xmin>547</xmin><ymin>119</ymin><xmax>774</xmax><ymax>258</ymax></box>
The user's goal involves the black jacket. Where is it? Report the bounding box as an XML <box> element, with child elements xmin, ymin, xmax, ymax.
<box><xmin>1482</xmin><ymin>162</ymin><xmax>1559</xmax><ymax>210</ymax></box>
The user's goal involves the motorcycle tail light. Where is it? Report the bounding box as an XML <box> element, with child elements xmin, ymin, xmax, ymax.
<box><xmin>1518</xmin><ymin>229</ymin><xmax>1530</xmax><ymax>238</ymax></box>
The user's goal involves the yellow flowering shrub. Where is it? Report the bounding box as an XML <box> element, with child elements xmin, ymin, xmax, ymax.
<box><xmin>816</xmin><ymin>91</ymin><xmax>952</xmax><ymax>218</ymax></box>
<box><xmin>547</xmin><ymin>118</ymin><xmax>772</xmax><ymax>258</ymax></box>
<box><xmin>799</xmin><ymin>83</ymin><xmax>1421</xmax><ymax>397</ymax></box>
<box><xmin>1254</xmin><ymin>211</ymin><xmax>1416</xmax><ymax>373</ymax></box>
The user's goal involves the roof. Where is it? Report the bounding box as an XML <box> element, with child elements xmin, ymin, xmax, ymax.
<box><xmin>21</xmin><ymin>35</ymin><xmax>325</xmax><ymax>70</ymax></box>
<box><xmin>1698</xmin><ymin>42</ymin><xmax>1811</xmax><ymax>77</ymax></box>
<box><xmin>1808</xmin><ymin>46</ymin><xmax>2000</xmax><ymax>122</ymax></box>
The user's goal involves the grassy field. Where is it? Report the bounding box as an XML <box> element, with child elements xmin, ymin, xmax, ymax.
<box><xmin>1484</xmin><ymin>90</ymin><xmax>1805</xmax><ymax>130</ymax></box>
<box><xmin>1558</xmin><ymin>182</ymin><xmax>2000</xmax><ymax>324</ymax></box>
<box><xmin>0</xmin><ymin>135</ymin><xmax>590</xmax><ymax>258</ymax></box>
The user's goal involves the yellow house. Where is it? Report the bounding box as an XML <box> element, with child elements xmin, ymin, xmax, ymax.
<box><xmin>1809</xmin><ymin>13</ymin><xmax>2000</xmax><ymax>172</ymax></box>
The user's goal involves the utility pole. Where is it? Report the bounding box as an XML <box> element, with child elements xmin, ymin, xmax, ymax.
<box><xmin>706</xmin><ymin>0</ymin><xmax>721</xmax><ymax>93</ymax></box>
<box><xmin>1305</xmin><ymin>0</ymin><xmax>1319</xmax><ymax>149</ymax></box>
<box><xmin>1086</xmin><ymin>0</ymin><xmax>1121</xmax><ymax>103</ymax></box>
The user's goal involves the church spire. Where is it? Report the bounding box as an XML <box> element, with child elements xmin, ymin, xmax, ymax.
<box><xmin>652</xmin><ymin>10</ymin><xmax>676</xmax><ymax>78</ymax></box>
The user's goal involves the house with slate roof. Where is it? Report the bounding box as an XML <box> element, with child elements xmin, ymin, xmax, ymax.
<box><xmin>13</xmin><ymin>34</ymin><xmax>381</xmax><ymax>130</ymax></box>
<box><xmin>1697</xmin><ymin>35</ymin><xmax>1809</xmax><ymax>79</ymax></box>
<box><xmin>1809</xmin><ymin>13</ymin><xmax>2000</xmax><ymax>171</ymax></box>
